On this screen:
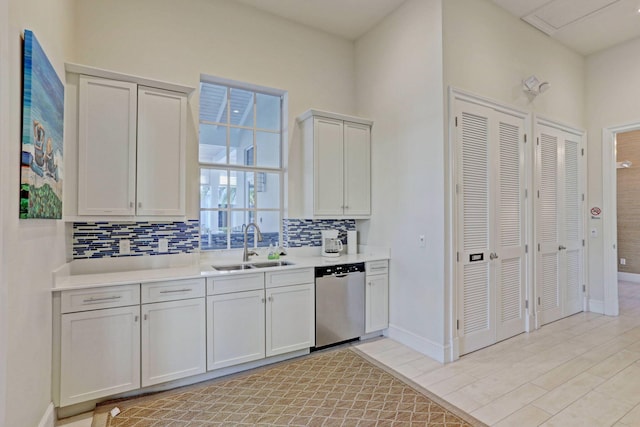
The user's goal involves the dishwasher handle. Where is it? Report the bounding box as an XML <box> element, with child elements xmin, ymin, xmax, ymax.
<box><xmin>333</xmin><ymin>273</ymin><xmax>348</xmax><ymax>278</ymax></box>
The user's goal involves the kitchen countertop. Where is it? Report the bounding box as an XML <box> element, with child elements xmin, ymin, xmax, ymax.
<box><xmin>52</xmin><ymin>247</ymin><xmax>390</xmax><ymax>291</ymax></box>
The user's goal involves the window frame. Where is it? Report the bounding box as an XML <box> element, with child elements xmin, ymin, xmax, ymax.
<box><xmin>198</xmin><ymin>74</ymin><xmax>287</xmax><ymax>251</ymax></box>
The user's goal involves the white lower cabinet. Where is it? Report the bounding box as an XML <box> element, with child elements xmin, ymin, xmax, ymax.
<box><xmin>365</xmin><ymin>261</ymin><xmax>389</xmax><ymax>333</ymax></box>
<box><xmin>60</xmin><ymin>305</ymin><xmax>140</xmax><ymax>406</ymax></box>
<box><xmin>141</xmin><ymin>298</ymin><xmax>206</xmax><ymax>387</ymax></box>
<box><xmin>207</xmin><ymin>290</ymin><xmax>266</xmax><ymax>370</ymax></box>
<box><xmin>266</xmin><ymin>283</ymin><xmax>315</xmax><ymax>357</ymax></box>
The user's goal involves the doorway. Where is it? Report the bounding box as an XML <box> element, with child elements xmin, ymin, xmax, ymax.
<box><xmin>602</xmin><ymin>124</ymin><xmax>640</xmax><ymax>317</ymax></box>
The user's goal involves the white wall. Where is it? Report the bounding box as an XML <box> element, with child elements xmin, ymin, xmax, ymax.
<box><xmin>586</xmin><ymin>37</ymin><xmax>640</xmax><ymax>304</ymax></box>
<box><xmin>72</xmin><ymin>0</ymin><xmax>357</xmax><ymax>219</ymax></box>
<box><xmin>0</xmin><ymin>0</ymin><xmax>9</xmax><ymax>422</ymax></box>
<box><xmin>4</xmin><ymin>0</ymin><xmax>75</xmax><ymax>426</ymax></box>
<box><xmin>444</xmin><ymin>0</ymin><xmax>585</xmax><ymax>126</ymax></box>
<box><xmin>355</xmin><ymin>0</ymin><xmax>446</xmax><ymax>361</ymax></box>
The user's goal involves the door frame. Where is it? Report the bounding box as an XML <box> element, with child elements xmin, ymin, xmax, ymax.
<box><xmin>601</xmin><ymin>122</ymin><xmax>640</xmax><ymax>316</ymax></box>
<box><xmin>448</xmin><ymin>87</ymin><xmax>531</xmax><ymax>361</ymax></box>
<box><xmin>532</xmin><ymin>115</ymin><xmax>588</xmax><ymax>327</ymax></box>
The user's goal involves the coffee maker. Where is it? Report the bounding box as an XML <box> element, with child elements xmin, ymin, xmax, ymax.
<box><xmin>321</xmin><ymin>230</ymin><xmax>343</xmax><ymax>257</ymax></box>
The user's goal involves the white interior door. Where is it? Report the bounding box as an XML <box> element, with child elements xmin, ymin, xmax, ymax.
<box><xmin>536</xmin><ymin>123</ymin><xmax>584</xmax><ymax>325</ymax></box>
<box><xmin>455</xmin><ymin>99</ymin><xmax>527</xmax><ymax>355</ymax></box>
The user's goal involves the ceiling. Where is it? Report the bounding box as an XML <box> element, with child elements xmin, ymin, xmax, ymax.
<box><xmin>234</xmin><ymin>0</ymin><xmax>407</xmax><ymax>40</ymax></box>
<box><xmin>493</xmin><ymin>0</ymin><xmax>640</xmax><ymax>55</ymax></box>
<box><xmin>234</xmin><ymin>0</ymin><xmax>640</xmax><ymax>56</ymax></box>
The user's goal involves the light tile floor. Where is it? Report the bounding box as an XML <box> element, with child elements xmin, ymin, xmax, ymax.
<box><xmin>356</xmin><ymin>281</ymin><xmax>640</xmax><ymax>427</ymax></box>
<box><xmin>56</xmin><ymin>281</ymin><xmax>640</xmax><ymax>427</ymax></box>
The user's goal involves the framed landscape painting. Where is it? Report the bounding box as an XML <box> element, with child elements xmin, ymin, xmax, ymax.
<box><xmin>20</xmin><ymin>29</ymin><xmax>64</xmax><ymax>219</ymax></box>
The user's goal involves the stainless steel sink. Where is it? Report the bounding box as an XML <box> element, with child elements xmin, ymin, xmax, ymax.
<box><xmin>212</xmin><ymin>260</ymin><xmax>294</xmax><ymax>271</ymax></box>
<box><xmin>250</xmin><ymin>261</ymin><xmax>295</xmax><ymax>268</ymax></box>
<box><xmin>212</xmin><ymin>264</ymin><xmax>254</xmax><ymax>271</ymax></box>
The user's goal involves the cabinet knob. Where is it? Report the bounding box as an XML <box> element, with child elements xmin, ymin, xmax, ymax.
<box><xmin>130</xmin><ymin>202</ymin><xmax>134</xmax><ymax>208</ymax></box>
<box><xmin>345</xmin><ymin>206</ymin><xmax>349</xmax><ymax>209</ymax></box>
<box><xmin>134</xmin><ymin>315</ymin><xmax>139</xmax><ymax>322</ymax></box>
<box><xmin>144</xmin><ymin>314</ymin><xmax>148</xmax><ymax>321</ymax></box>
<box><xmin>138</xmin><ymin>202</ymin><xmax>142</xmax><ymax>208</ymax></box>
<box><xmin>261</xmin><ymin>298</ymin><xmax>265</xmax><ymax>303</ymax></box>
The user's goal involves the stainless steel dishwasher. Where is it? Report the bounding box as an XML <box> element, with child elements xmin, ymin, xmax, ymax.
<box><xmin>314</xmin><ymin>262</ymin><xmax>365</xmax><ymax>348</ymax></box>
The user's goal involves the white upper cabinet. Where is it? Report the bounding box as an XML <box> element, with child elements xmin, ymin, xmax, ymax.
<box><xmin>298</xmin><ymin>110</ymin><xmax>372</xmax><ymax>218</ymax></box>
<box><xmin>72</xmin><ymin>65</ymin><xmax>192</xmax><ymax>218</ymax></box>
<box><xmin>136</xmin><ymin>86</ymin><xmax>187</xmax><ymax>216</ymax></box>
<box><xmin>78</xmin><ymin>76</ymin><xmax>137</xmax><ymax>216</ymax></box>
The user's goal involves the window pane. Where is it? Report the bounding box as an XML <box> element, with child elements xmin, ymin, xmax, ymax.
<box><xmin>200</xmin><ymin>210</ymin><xmax>227</xmax><ymax>250</ymax></box>
<box><xmin>230</xmin><ymin>211</ymin><xmax>255</xmax><ymax>249</ymax></box>
<box><xmin>230</xmin><ymin>88</ymin><xmax>254</xmax><ymax>127</ymax></box>
<box><xmin>200</xmin><ymin>169</ymin><xmax>228</xmax><ymax>208</ymax></box>
<box><xmin>256</xmin><ymin>132</ymin><xmax>280</xmax><ymax>168</ymax></box>
<box><xmin>229</xmin><ymin>170</ymin><xmax>253</xmax><ymax>209</ymax></box>
<box><xmin>254</xmin><ymin>172</ymin><xmax>279</xmax><ymax>209</ymax></box>
<box><xmin>255</xmin><ymin>211</ymin><xmax>280</xmax><ymax>247</ymax></box>
<box><xmin>199</xmin><ymin>83</ymin><xmax>228</xmax><ymax>124</ymax></box>
<box><xmin>230</xmin><ymin>128</ymin><xmax>253</xmax><ymax>166</ymax></box>
<box><xmin>256</xmin><ymin>93</ymin><xmax>280</xmax><ymax>130</ymax></box>
<box><xmin>199</xmin><ymin>124</ymin><xmax>227</xmax><ymax>164</ymax></box>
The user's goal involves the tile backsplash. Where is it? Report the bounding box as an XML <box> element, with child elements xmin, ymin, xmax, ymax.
<box><xmin>72</xmin><ymin>218</ymin><xmax>356</xmax><ymax>258</ymax></box>
<box><xmin>73</xmin><ymin>221</ymin><xmax>200</xmax><ymax>259</ymax></box>
<box><xmin>283</xmin><ymin>219</ymin><xmax>356</xmax><ymax>247</ymax></box>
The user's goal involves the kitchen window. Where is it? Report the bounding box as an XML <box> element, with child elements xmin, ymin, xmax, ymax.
<box><xmin>199</xmin><ymin>76</ymin><xmax>285</xmax><ymax>250</ymax></box>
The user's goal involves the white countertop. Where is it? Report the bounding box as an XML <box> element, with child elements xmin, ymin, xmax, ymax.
<box><xmin>52</xmin><ymin>247</ymin><xmax>390</xmax><ymax>291</ymax></box>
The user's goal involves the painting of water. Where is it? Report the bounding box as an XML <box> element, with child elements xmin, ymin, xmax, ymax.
<box><xmin>20</xmin><ymin>29</ymin><xmax>64</xmax><ymax>219</ymax></box>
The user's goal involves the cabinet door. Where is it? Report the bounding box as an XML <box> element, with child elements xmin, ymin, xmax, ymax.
<box><xmin>366</xmin><ymin>274</ymin><xmax>389</xmax><ymax>333</ymax></box>
<box><xmin>344</xmin><ymin>122</ymin><xmax>371</xmax><ymax>216</ymax></box>
<box><xmin>60</xmin><ymin>306</ymin><xmax>140</xmax><ymax>406</ymax></box>
<box><xmin>207</xmin><ymin>291</ymin><xmax>265</xmax><ymax>371</ymax></box>
<box><xmin>141</xmin><ymin>299</ymin><xmax>206</xmax><ymax>387</ymax></box>
<box><xmin>265</xmin><ymin>283</ymin><xmax>315</xmax><ymax>357</ymax></box>
<box><xmin>313</xmin><ymin>117</ymin><xmax>344</xmax><ymax>216</ymax></box>
<box><xmin>78</xmin><ymin>76</ymin><xmax>137</xmax><ymax>215</ymax></box>
<box><xmin>137</xmin><ymin>86</ymin><xmax>187</xmax><ymax>216</ymax></box>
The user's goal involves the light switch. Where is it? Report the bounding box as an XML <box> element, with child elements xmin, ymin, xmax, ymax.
<box><xmin>419</xmin><ymin>235</ymin><xmax>426</xmax><ymax>248</ymax></box>
<box><xmin>158</xmin><ymin>238</ymin><xmax>169</xmax><ymax>253</ymax></box>
<box><xmin>590</xmin><ymin>228</ymin><xmax>598</xmax><ymax>238</ymax></box>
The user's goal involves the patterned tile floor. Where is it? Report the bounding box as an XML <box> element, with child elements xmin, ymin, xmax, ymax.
<box><xmin>91</xmin><ymin>349</ymin><xmax>482</xmax><ymax>426</ymax></box>
<box><xmin>57</xmin><ymin>281</ymin><xmax>640</xmax><ymax>427</ymax></box>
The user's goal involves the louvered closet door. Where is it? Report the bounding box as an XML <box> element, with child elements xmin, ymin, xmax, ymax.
<box><xmin>455</xmin><ymin>100</ymin><xmax>527</xmax><ymax>355</ymax></box>
<box><xmin>536</xmin><ymin>124</ymin><xmax>583</xmax><ymax>325</ymax></box>
<box><xmin>562</xmin><ymin>134</ymin><xmax>583</xmax><ymax>317</ymax></box>
<box><xmin>495</xmin><ymin>114</ymin><xmax>527</xmax><ymax>342</ymax></box>
<box><xmin>536</xmin><ymin>127</ymin><xmax>562</xmax><ymax>325</ymax></box>
<box><xmin>457</xmin><ymin>101</ymin><xmax>494</xmax><ymax>355</ymax></box>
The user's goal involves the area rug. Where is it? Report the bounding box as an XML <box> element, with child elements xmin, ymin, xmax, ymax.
<box><xmin>92</xmin><ymin>347</ymin><xmax>486</xmax><ymax>426</ymax></box>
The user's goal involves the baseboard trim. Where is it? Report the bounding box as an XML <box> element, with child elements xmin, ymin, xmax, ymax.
<box><xmin>618</xmin><ymin>272</ymin><xmax>640</xmax><ymax>283</ymax></box>
<box><xmin>589</xmin><ymin>299</ymin><xmax>605</xmax><ymax>314</ymax></box>
<box><xmin>38</xmin><ymin>402</ymin><xmax>55</xmax><ymax>427</ymax></box>
<box><xmin>386</xmin><ymin>324</ymin><xmax>446</xmax><ymax>363</ymax></box>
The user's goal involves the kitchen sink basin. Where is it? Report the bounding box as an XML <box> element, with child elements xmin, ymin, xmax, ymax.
<box><xmin>212</xmin><ymin>264</ymin><xmax>254</xmax><ymax>271</ymax></box>
<box><xmin>212</xmin><ymin>260</ymin><xmax>295</xmax><ymax>271</ymax></box>
<box><xmin>250</xmin><ymin>261</ymin><xmax>295</xmax><ymax>268</ymax></box>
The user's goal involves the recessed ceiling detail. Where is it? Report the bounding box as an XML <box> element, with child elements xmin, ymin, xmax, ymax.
<box><xmin>523</xmin><ymin>0</ymin><xmax>621</xmax><ymax>35</ymax></box>
<box><xmin>493</xmin><ymin>0</ymin><xmax>640</xmax><ymax>55</ymax></box>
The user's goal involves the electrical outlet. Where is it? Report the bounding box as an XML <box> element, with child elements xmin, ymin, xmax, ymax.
<box><xmin>158</xmin><ymin>238</ymin><xmax>169</xmax><ymax>253</ymax></box>
<box><xmin>119</xmin><ymin>239</ymin><xmax>130</xmax><ymax>255</ymax></box>
<box><xmin>621</xmin><ymin>258</ymin><xmax>626</xmax><ymax>265</ymax></box>
<box><xmin>419</xmin><ymin>235</ymin><xmax>426</xmax><ymax>248</ymax></box>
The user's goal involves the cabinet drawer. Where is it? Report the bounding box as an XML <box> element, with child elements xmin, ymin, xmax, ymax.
<box><xmin>366</xmin><ymin>260</ymin><xmax>388</xmax><ymax>275</ymax></box>
<box><xmin>265</xmin><ymin>268</ymin><xmax>314</xmax><ymax>288</ymax></box>
<box><xmin>142</xmin><ymin>278</ymin><xmax>205</xmax><ymax>303</ymax></box>
<box><xmin>207</xmin><ymin>273</ymin><xmax>264</xmax><ymax>295</ymax></box>
<box><xmin>61</xmin><ymin>284</ymin><xmax>140</xmax><ymax>314</ymax></box>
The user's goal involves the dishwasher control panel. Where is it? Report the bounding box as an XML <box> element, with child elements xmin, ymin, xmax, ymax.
<box><xmin>315</xmin><ymin>262</ymin><xmax>365</xmax><ymax>277</ymax></box>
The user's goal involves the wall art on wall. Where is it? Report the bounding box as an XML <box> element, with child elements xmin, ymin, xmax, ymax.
<box><xmin>20</xmin><ymin>29</ymin><xmax>64</xmax><ymax>219</ymax></box>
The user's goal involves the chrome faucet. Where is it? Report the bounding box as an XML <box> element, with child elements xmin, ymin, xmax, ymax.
<box><xmin>242</xmin><ymin>223</ymin><xmax>263</xmax><ymax>262</ymax></box>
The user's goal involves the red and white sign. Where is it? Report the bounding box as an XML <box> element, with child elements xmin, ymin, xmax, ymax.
<box><xmin>590</xmin><ymin>207</ymin><xmax>601</xmax><ymax>217</ymax></box>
